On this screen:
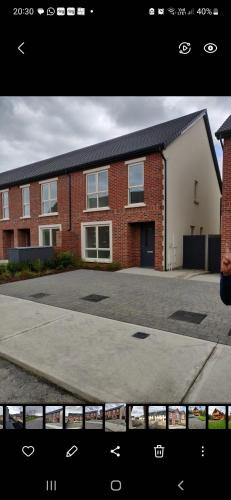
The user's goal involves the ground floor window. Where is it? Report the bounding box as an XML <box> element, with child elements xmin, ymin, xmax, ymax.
<box><xmin>39</xmin><ymin>225</ymin><xmax>61</xmax><ymax>247</ymax></box>
<box><xmin>82</xmin><ymin>221</ymin><xmax>112</xmax><ymax>262</ymax></box>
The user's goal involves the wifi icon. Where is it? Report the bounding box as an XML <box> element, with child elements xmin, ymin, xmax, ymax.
<box><xmin>168</xmin><ymin>8</ymin><xmax>175</xmax><ymax>15</ymax></box>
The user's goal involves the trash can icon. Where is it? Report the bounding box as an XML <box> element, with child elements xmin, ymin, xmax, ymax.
<box><xmin>154</xmin><ymin>444</ymin><xmax>165</xmax><ymax>458</ymax></box>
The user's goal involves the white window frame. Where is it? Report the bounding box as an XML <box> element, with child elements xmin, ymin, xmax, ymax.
<box><xmin>85</xmin><ymin>169</ymin><xmax>109</xmax><ymax>211</ymax></box>
<box><xmin>39</xmin><ymin>224</ymin><xmax>62</xmax><ymax>247</ymax></box>
<box><xmin>40</xmin><ymin>179</ymin><xmax>58</xmax><ymax>216</ymax></box>
<box><xmin>0</xmin><ymin>189</ymin><xmax>10</xmax><ymax>220</ymax></box>
<box><xmin>81</xmin><ymin>221</ymin><xmax>112</xmax><ymax>263</ymax></box>
<box><xmin>20</xmin><ymin>184</ymin><xmax>30</xmax><ymax>218</ymax></box>
<box><xmin>127</xmin><ymin>162</ymin><xmax>144</xmax><ymax>206</ymax></box>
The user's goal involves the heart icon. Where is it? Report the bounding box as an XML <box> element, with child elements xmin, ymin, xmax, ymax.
<box><xmin>22</xmin><ymin>445</ymin><xmax>35</xmax><ymax>457</ymax></box>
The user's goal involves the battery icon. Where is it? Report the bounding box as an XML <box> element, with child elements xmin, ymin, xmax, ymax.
<box><xmin>213</xmin><ymin>8</ymin><xmax>219</xmax><ymax>15</ymax></box>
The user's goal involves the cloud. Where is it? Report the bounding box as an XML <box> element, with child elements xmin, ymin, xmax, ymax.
<box><xmin>0</xmin><ymin>96</ymin><xmax>229</xmax><ymax>174</ymax></box>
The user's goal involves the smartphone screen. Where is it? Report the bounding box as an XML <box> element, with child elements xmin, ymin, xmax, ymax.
<box><xmin>0</xmin><ymin>4</ymin><xmax>230</xmax><ymax>497</ymax></box>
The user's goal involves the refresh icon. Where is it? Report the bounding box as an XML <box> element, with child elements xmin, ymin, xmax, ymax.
<box><xmin>179</xmin><ymin>42</ymin><xmax>192</xmax><ymax>54</ymax></box>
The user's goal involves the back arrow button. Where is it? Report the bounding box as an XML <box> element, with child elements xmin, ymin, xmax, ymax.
<box><xmin>18</xmin><ymin>42</ymin><xmax>25</xmax><ymax>54</ymax></box>
<box><xmin>178</xmin><ymin>480</ymin><xmax>184</xmax><ymax>491</ymax></box>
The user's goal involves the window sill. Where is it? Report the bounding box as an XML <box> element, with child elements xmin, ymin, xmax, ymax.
<box><xmin>83</xmin><ymin>207</ymin><xmax>111</xmax><ymax>213</ymax></box>
<box><xmin>0</xmin><ymin>218</ymin><xmax>10</xmax><ymax>221</ymax></box>
<box><xmin>20</xmin><ymin>216</ymin><xmax>31</xmax><ymax>219</ymax></box>
<box><xmin>39</xmin><ymin>213</ymin><xmax>59</xmax><ymax>217</ymax></box>
<box><xmin>124</xmin><ymin>203</ymin><xmax>146</xmax><ymax>209</ymax></box>
<box><xmin>83</xmin><ymin>258</ymin><xmax>112</xmax><ymax>264</ymax></box>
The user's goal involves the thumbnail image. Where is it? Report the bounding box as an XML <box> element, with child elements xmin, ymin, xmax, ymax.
<box><xmin>25</xmin><ymin>406</ymin><xmax>43</xmax><ymax>429</ymax></box>
<box><xmin>128</xmin><ymin>406</ymin><xmax>146</xmax><ymax>429</ymax></box>
<box><xmin>168</xmin><ymin>406</ymin><xmax>186</xmax><ymax>429</ymax></box>
<box><xmin>188</xmin><ymin>406</ymin><xmax>206</xmax><ymax>429</ymax></box>
<box><xmin>208</xmin><ymin>406</ymin><xmax>226</xmax><ymax>429</ymax></box>
<box><xmin>45</xmin><ymin>406</ymin><xmax>63</xmax><ymax>429</ymax></box>
<box><xmin>5</xmin><ymin>406</ymin><xmax>23</xmax><ymax>429</ymax></box>
<box><xmin>65</xmin><ymin>406</ymin><xmax>83</xmax><ymax>429</ymax></box>
<box><xmin>85</xmin><ymin>406</ymin><xmax>103</xmax><ymax>429</ymax></box>
<box><xmin>0</xmin><ymin>406</ymin><xmax>3</xmax><ymax>429</ymax></box>
<box><xmin>105</xmin><ymin>403</ymin><xmax>126</xmax><ymax>431</ymax></box>
<box><xmin>148</xmin><ymin>406</ymin><xmax>166</xmax><ymax>429</ymax></box>
<box><xmin>228</xmin><ymin>407</ymin><xmax>231</xmax><ymax>429</ymax></box>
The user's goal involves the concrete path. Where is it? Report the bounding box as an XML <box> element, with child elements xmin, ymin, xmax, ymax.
<box><xmin>1</xmin><ymin>293</ymin><xmax>231</xmax><ymax>403</ymax></box>
<box><xmin>117</xmin><ymin>267</ymin><xmax>220</xmax><ymax>282</ymax></box>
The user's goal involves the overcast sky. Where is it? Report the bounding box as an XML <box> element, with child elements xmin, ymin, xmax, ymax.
<box><xmin>208</xmin><ymin>406</ymin><xmax>226</xmax><ymax>415</ymax></box>
<box><xmin>7</xmin><ymin>406</ymin><xmax>23</xmax><ymax>414</ymax></box>
<box><xmin>65</xmin><ymin>406</ymin><xmax>82</xmax><ymax>414</ymax></box>
<box><xmin>45</xmin><ymin>406</ymin><xmax>62</xmax><ymax>413</ymax></box>
<box><xmin>0</xmin><ymin>96</ymin><xmax>230</xmax><ymax>175</ymax></box>
<box><xmin>149</xmin><ymin>406</ymin><xmax>166</xmax><ymax>413</ymax></box>
<box><xmin>26</xmin><ymin>406</ymin><xmax>43</xmax><ymax>416</ymax></box>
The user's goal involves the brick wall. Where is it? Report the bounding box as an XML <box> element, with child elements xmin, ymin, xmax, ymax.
<box><xmin>221</xmin><ymin>137</ymin><xmax>231</xmax><ymax>256</ymax></box>
<box><xmin>0</xmin><ymin>153</ymin><xmax>164</xmax><ymax>269</ymax></box>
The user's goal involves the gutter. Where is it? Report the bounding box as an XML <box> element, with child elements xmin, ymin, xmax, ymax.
<box><xmin>161</xmin><ymin>151</ymin><xmax>167</xmax><ymax>271</ymax></box>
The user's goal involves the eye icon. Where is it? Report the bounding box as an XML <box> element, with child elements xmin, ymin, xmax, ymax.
<box><xmin>204</xmin><ymin>43</ymin><xmax>217</xmax><ymax>53</ymax></box>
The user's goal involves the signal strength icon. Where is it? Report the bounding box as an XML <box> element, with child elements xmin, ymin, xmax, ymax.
<box><xmin>187</xmin><ymin>8</ymin><xmax>195</xmax><ymax>15</ymax></box>
<box><xmin>168</xmin><ymin>7</ymin><xmax>175</xmax><ymax>15</ymax></box>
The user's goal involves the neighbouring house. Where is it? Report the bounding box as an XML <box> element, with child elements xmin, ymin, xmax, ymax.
<box><xmin>45</xmin><ymin>407</ymin><xmax>63</xmax><ymax>424</ymax></box>
<box><xmin>66</xmin><ymin>413</ymin><xmax>82</xmax><ymax>423</ymax></box>
<box><xmin>85</xmin><ymin>408</ymin><xmax>103</xmax><ymax>420</ymax></box>
<box><xmin>215</xmin><ymin>114</ymin><xmax>231</xmax><ymax>257</ymax></box>
<box><xmin>105</xmin><ymin>405</ymin><xmax>126</xmax><ymax>420</ymax></box>
<box><xmin>192</xmin><ymin>407</ymin><xmax>200</xmax><ymax>416</ymax></box>
<box><xmin>0</xmin><ymin>110</ymin><xmax>221</xmax><ymax>270</ymax></box>
<box><xmin>169</xmin><ymin>408</ymin><xmax>186</xmax><ymax>426</ymax></box>
<box><xmin>211</xmin><ymin>408</ymin><xmax>225</xmax><ymax>420</ymax></box>
<box><xmin>149</xmin><ymin>409</ymin><xmax>166</xmax><ymax>422</ymax></box>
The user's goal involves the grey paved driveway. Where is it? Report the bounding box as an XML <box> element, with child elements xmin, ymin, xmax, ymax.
<box><xmin>0</xmin><ymin>269</ymin><xmax>231</xmax><ymax>345</ymax></box>
<box><xmin>188</xmin><ymin>415</ymin><xmax>206</xmax><ymax>429</ymax></box>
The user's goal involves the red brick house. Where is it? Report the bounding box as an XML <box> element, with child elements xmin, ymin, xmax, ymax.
<box><xmin>105</xmin><ymin>404</ymin><xmax>126</xmax><ymax>420</ymax></box>
<box><xmin>0</xmin><ymin>110</ymin><xmax>221</xmax><ymax>270</ymax></box>
<box><xmin>215</xmin><ymin>115</ymin><xmax>231</xmax><ymax>257</ymax></box>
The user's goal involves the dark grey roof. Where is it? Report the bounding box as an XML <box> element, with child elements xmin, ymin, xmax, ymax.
<box><xmin>0</xmin><ymin>109</ymin><xmax>221</xmax><ymax>191</ymax></box>
<box><xmin>215</xmin><ymin>114</ymin><xmax>231</xmax><ymax>139</ymax></box>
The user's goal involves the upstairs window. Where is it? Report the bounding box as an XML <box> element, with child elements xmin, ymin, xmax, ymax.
<box><xmin>128</xmin><ymin>163</ymin><xmax>144</xmax><ymax>204</ymax></box>
<box><xmin>1</xmin><ymin>190</ymin><xmax>9</xmax><ymax>219</ymax></box>
<box><xmin>41</xmin><ymin>180</ymin><xmax>58</xmax><ymax>214</ymax></box>
<box><xmin>86</xmin><ymin>170</ymin><xmax>108</xmax><ymax>209</ymax></box>
<box><xmin>22</xmin><ymin>186</ymin><xmax>30</xmax><ymax>217</ymax></box>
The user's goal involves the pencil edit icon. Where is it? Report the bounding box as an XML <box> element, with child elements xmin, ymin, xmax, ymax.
<box><xmin>66</xmin><ymin>445</ymin><xmax>78</xmax><ymax>458</ymax></box>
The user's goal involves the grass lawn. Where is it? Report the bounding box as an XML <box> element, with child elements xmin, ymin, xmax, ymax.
<box><xmin>198</xmin><ymin>416</ymin><xmax>206</xmax><ymax>421</ymax></box>
<box><xmin>228</xmin><ymin>421</ymin><xmax>231</xmax><ymax>429</ymax></box>
<box><xmin>208</xmin><ymin>419</ymin><xmax>226</xmax><ymax>429</ymax></box>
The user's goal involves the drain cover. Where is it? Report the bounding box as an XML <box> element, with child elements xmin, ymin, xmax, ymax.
<box><xmin>30</xmin><ymin>293</ymin><xmax>50</xmax><ymax>299</ymax></box>
<box><xmin>132</xmin><ymin>332</ymin><xmax>150</xmax><ymax>339</ymax></box>
<box><xmin>81</xmin><ymin>294</ymin><xmax>109</xmax><ymax>302</ymax></box>
<box><xmin>169</xmin><ymin>310</ymin><xmax>206</xmax><ymax>324</ymax></box>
